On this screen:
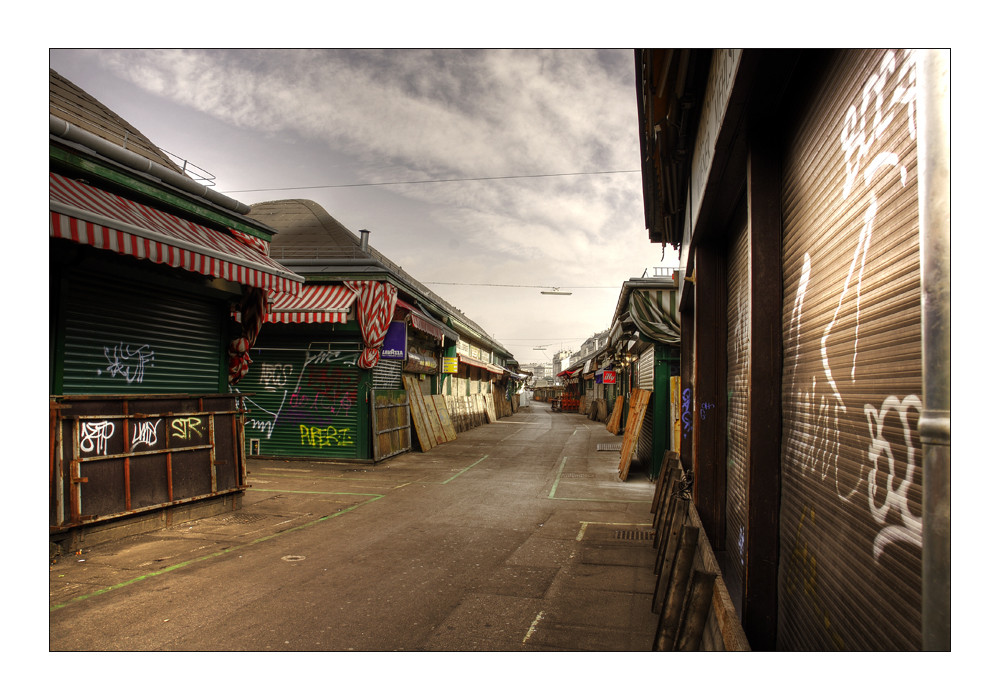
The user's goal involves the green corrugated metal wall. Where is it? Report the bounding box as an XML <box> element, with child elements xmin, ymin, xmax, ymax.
<box><xmin>58</xmin><ymin>269</ymin><xmax>225</xmax><ymax>395</ymax></box>
<box><xmin>237</xmin><ymin>341</ymin><xmax>369</xmax><ymax>460</ymax></box>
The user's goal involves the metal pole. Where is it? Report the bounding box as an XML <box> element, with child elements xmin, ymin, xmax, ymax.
<box><xmin>916</xmin><ymin>48</ymin><xmax>950</xmax><ymax>652</ymax></box>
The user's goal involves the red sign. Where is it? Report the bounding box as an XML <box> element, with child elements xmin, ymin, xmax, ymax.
<box><xmin>601</xmin><ymin>370</ymin><xmax>617</xmax><ymax>385</ymax></box>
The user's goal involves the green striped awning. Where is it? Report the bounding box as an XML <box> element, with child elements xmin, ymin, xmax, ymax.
<box><xmin>629</xmin><ymin>288</ymin><xmax>681</xmax><ymax>345</ymax></box>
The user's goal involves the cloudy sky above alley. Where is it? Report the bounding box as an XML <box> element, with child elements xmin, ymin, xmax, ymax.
<box><xmin>49</xmin><ymin>48</ymin><xmax>680</xmax><ymax>365</ymax></box>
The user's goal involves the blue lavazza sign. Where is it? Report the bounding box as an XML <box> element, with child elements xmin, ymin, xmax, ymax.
<box><xmin>380</xmin><ymin>321</ymin><xmax>407</xmax><ymax>360</ymax></box>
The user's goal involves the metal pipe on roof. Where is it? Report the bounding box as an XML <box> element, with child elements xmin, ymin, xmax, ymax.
<box><xmin>274</xmin><ymin>258</ymin><xmax>380</xmax><ymax>266</ymax></box>
<box><xmin>50</xmin><ymin>115</ymin><xmax>251</xmax><ymax>215</ymax></box>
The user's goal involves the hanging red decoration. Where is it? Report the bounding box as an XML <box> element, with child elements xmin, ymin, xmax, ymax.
<box><xmin>343</xmin><ymin>280</ymin><xmax>398</xmax><ymax>369</ymax></box>
<box><xmin>228</xmin><ymin>287</ymin><xmax>268</xmax><ymax>384</ymax></box>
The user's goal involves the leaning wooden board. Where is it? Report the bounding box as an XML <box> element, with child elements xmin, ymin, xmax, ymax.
<box><xmin>606</xmin><ymin>395</ymin><xmax>624</xmax><ymax>434</ymax></box>
<box><xmin>618</xmin><ymin>389</ymin><xmax>652</xmax><ymax>481</ymax></box>
<box><xmin>431</xmin><ymin>394</ymin><xmax>458</xmax><ymax>442</ymax></box>
<box><xmin>424</xmin><ymin>394</ymin><xmax>448</xmax><ymax>444</ymax></box>
<box><xmin>403</xmin><ymin>374</ymin><xmax>437</xmax><ymax>452</ymax></box>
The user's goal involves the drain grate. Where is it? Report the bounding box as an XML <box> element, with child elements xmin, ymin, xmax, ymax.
<box><xmin>596</xmin><ymin>443</ymin><xmax>622</xmax><ymax>452</ymax></box>
<box><xmin>615</xmin><ymin>529</ymin><xmax>655</xmax><ymax>542</ymax></box>
<box><xmin>218</xmin><ymin>512</ymin><xmax>269</xmax><ymax>525</ymax></box>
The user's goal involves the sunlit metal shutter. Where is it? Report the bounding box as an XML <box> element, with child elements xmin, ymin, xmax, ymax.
<box><xmin>778</xmin><ymin>49</ymin><xmax>923</xmax><ymax>651</ymax></box>
<box><xmin>638</xmin><ymin>346</ymin><xmax>655</xmax><ymax>390</ymax></box>
<box><xmin>725</xmin><ymin>220</ymin><xmax>750</xmax><ymax>616</ymax></box>
<box><xmin>239</xmin><ymin>342</ymin><xmax>364</xmax><ymax>460</ymax></box>
<box><xmin>59</xmin><ymin>269</ymin><xmax>225</xmax><ymax>395</ymax></box>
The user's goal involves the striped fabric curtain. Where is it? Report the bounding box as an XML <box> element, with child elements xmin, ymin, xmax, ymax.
<box><xmin>629</xmin><ymin>288</ymin><xmax>681</xmax><ymax>345</ymax></box>
<box><xmin>228</xmin><ymin>287</ymin><xmax>268</xmax><ymax>384</ymax></box>
<box><xmin>343</xmin><ymin>280</ymin><xmax>398</xmax><ymax>369</ymax></box>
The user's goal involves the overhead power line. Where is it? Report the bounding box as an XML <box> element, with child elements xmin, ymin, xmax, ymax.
<box><xmin>223</xmin><ymin>169</ymin><xmax>640</xmax><ymax>194</ymax></box>
<box><xmin>425</xmin><ymin>281</ymin><xmax>617</xmax><ymax>289</ymax></box>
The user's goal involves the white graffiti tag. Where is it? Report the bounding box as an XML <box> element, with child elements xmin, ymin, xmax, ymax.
<box><xmin>80</xmin><ymin>420</ymin><xmax>115</xmax><ymax>456</ymax></box>
<box><xmin>784</xmin><ymin>50</ymin><xmax>922</xmax><ymax>563</ymax></box>
<box><xmin>865</xmin><ymin>395</ymin><xmax>923</xmax><ymax>560</ymax></box>
<box><xmin>131</xmin><ymin>419</ymin><xmax>161</xmax><ymax>449</ymax></box>
<box><xmin>101</xmin><ymin>342</ymin><xmax>155</xmax><ymax>384</ymax></box>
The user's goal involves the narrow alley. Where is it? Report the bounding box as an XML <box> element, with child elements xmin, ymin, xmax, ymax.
<box><xmin>49</xmin><ymin>400</ymin><xmax>659</xmax><ymax>651</ymax></box>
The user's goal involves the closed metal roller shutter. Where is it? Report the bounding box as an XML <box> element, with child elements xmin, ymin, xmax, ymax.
<box><xmin>373</xmin><ymin>359</ymin><xmax>402</xmax><ymax>389</ymax></box>
<box><xmin>638</xmin><ymin>346</ymin><xmax>655</xmax><ymax>390</ymax></box>
<box><xmin>637</xmin><ymin>407</ymin><xmax>654</xmax><ymax>468</ymax></box>
<box><xmin>725</xmin><ymin>220</ymin><xmax>750</xmax><ymax>616</ymax></box>
<box><xmin>239</xmin><ymin>342</ymin><xmax>364</xmax><ymax>460</ymax></box>
<box><xmin>778</xmin><ymin>49</ymin><xmax>923</xmax><ymax>651</ymax></box>
<box><xmin>60</xmin><ymin>270</ymin><xmax>224</xmax><ymax>395</ymax></box>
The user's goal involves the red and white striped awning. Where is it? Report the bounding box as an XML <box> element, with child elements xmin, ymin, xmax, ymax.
<box><xmin>49</xmin><ymin>172</ymin><xmax>303</xmax><ymax>294</ymax></box>
<box><xmin>265</xmin><ymin>285</ymin><xmax>358</xmax><ymax>324</ymax></box>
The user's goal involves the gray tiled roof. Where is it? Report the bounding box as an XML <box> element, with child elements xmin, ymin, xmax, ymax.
<box><xmin>50</xmin><ymin>69</ymin><xmax>184</xmax><ymax>176</ymax></box>
<box><xmin>249</xmin><ymin>199</ymin><xmax>511</xmax><ymax>358</ymax></box>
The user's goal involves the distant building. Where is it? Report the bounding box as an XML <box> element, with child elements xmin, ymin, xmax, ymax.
<box><xmin>235</xmin><ymin>198</ymin><xmax>522</xmax><ymax>461</ymax></box>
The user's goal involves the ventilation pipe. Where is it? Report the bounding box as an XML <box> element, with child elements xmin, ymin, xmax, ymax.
<box><xmin>359</xmin><ymin>229</ymin><xmax>370</xmax><ymax>253</ymax></box>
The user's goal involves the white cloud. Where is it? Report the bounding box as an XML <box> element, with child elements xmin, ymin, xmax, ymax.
<box><xmin>67</xmin><ymin>48</ymin><xmax>669</xmax><ymax>362</ymax></box>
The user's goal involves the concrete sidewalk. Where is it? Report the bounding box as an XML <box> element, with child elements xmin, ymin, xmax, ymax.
<box><xmin>49</xmin><ymin>400</ymin><xmax>659</xmax><ymax>651</ymax></box>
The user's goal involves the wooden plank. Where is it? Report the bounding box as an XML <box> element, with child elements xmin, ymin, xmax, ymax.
<box><xmin>402</xmin><ymin>375</ymin><xmax>436</xmax><ymax>452</ymax></box>
<box><xmin>651</xmin><ymin>451</ymin><xmax>678</xmax><ymax>515</ymax></box>
<box><xmin>677</xmin><ymin>570</ymin><xmax>717</xmax><ymax>651</ymax></box>
<box><xmin>372</xmin><ymin>388</ymin><xmax>411</xmax><ymax>461</ymax></box>
<box><xmin>617</xmin><ymin>389</ymin><xmax>651</xmax><ymax>480</ymax></box>
<box><xmin>606</xmin><ymin>395</ymin><xmax>624</xmax><ymax>434</ymax></box>
<box><xmin>422</xmin><ymin>393</ymin><xmax>448</xmax><ymax>445</ymax></box>
<box><xmin>485</xmin><ymin>391</ymin><xmax>497</xmax><ymax>423</ymax></box>
<box><xmin>444</xmin><ymin>396</ymin><xmax>459</xmax><ymax>433</ymax></box>
<box><xmin>432</xmin><ymin>394</ymin><xmax>458</xmax><ymax>442</ymax></box>
<box><xmin>653</xmin><ymin>525</ymin><xmax>699</xmax><ymax>651</ymax></box>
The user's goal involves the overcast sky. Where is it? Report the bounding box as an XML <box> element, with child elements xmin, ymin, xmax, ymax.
<box><xmin>49</xmin><ymin>48</ymin><xmax>680</xmax><ymax>366</ymax></box>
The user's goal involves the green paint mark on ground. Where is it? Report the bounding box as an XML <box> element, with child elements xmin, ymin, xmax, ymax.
<box><xmin>49</xmin><ymin>494</ymin><xmax>383</xmax><ymax>613</ymax></box>
<box><xmin>442</xmin><ymin>454</ymin><xmax>489</xmax><ymax>484</ymax></box>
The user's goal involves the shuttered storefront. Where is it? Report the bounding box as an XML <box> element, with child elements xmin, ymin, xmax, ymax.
<box><xmin>638</xmin><ymin>346</ymin><xmax>655</xmax><ymax>390</ymax></box>
<box><xmin>238</xmin><ymin>342</ymin><xmax>366</xmax><ymax>460</ymax></box>
<box><xmin>373</xmin><ymin>358</ymin><xmax>402</xmax><ymax>389</ymax></box>
<box><xmin>59</xmin><ymin>269</ymin><xmax>225</xmax><ymax>395</ymax></box>
<box><xmin>637</xmin><ymin>346</ymin><xmax>656</xmax><ymax>468</ymax></box>
<box><xmin>725</xmin><ymin>220</ymin><xmax>750</xmax><ymax>616</ymax></box>
<box><xmin>778</xmin><ymin>49</ymin><xmax>923</xmax><ymax>650</ymax></box>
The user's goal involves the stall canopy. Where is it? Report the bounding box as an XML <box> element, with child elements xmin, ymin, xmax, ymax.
<box><xmin>265</xmin><ymin>285</ymin><xmax>358</xmax><ymax>324</ymax></box>
<box><xmin>396</xmin><ymin>298</ymin><xmax>448</xmax><ymax>341</ymax></box>
<box><xmin>628</xmin><ymin>288</ymin><xmax>681</xmax><ymax>345</ymax></box>
<box><xmin>49</xmin><ymin>172</ymin><xmax>303</xmax><ymax>294</ymax></box>
<box><xmin>458</xmin><ymin>351</ymin><xmax>505</xmax><ymax>375</ymax></box>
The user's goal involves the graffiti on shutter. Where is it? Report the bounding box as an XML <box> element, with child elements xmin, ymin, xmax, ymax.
<box><xmin>778</xmin><ymin>49</ymin><xmax>922</xmax><ymax>651</ymax></box>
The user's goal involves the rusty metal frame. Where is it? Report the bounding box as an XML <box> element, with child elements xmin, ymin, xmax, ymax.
<box><xmin>51</xmin><ymin>394</ymin><xmax>248</xmax><ymax>532</ymax></box>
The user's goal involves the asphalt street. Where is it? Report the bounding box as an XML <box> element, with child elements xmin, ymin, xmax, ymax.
<box><xmin>49</xmin><ymin>399</ymin><xmax>659</xmax><ymax>652</ymax></box>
